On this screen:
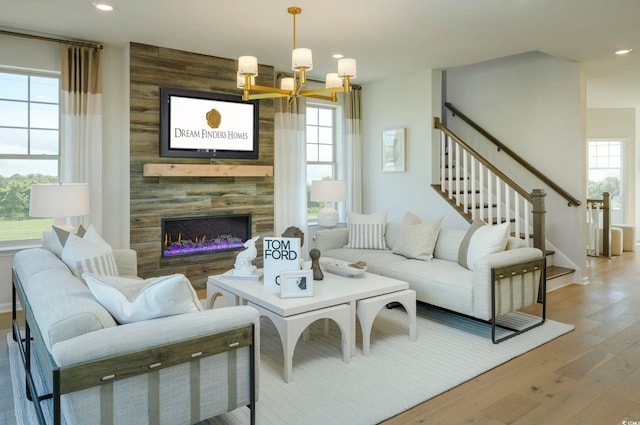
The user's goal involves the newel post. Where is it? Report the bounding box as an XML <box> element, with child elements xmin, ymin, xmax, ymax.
<box><xmin>532</xmin><ymin>188</ymin><xmax>547</xmax><ymax>303</ymax></box>
<box><xmin>602</xmin><ymin>192</ymin><xmax>611</xmax><ymax>258</ymax></box>
<box><xmin>532</xmin><ymin>189</ymin><xmax>546</xmax><ymax>254</ymax></box>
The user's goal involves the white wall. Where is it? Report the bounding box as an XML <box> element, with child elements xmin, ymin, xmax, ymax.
<box><xmin>361</xmin><ymin>69</ymin><xmax>469</xmax><ymax>229</ymax></box>
<box><xmin>586</xmin><ymin>108</ymin><xmax>637</xmax><ymax>229</ymax></box>
<box><xmin>444</xmin><ymin>51</ymin><xmax>586</xmax><ymax>278</ymax></box>
<box><xmin>0</xmin><ymin>36</ymin><xmax>129</xmax><ymax>311</ymax></box>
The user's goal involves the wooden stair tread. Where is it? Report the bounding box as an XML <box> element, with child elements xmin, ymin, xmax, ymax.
<box><xmin>546</xmin><ymin>265</ymin><xmax>574</xmax><ymax>280</ymax></box>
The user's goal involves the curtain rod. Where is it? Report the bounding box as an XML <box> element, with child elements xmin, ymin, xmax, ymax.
<box><xmin>0</xmin><ymin>28</ymin><xmax>103</xmax><ymax>50</ymax></box>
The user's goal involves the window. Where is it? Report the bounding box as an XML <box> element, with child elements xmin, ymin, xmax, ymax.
<box><xmin>0</xmin><ymin>70</ymin><xmax>60</xmax><ymax>242</ymax></box>
<box><xmin>306</xmin><ymin>105</ymin><xmax>339</xmax><ymax>221</ymax></box>
<box><xmin>587</xmin><ymin>140</ymin><xmax>626</xmax><ymax>223</ymax></box>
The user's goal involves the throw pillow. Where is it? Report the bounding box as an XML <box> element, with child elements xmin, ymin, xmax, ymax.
<box><xmin>345</xmin><ymin>211</ymin><xmax>388</xmax><ymax>250</ymax></box>
<box><xmin>459</xmin><ymin>220</ymin><xmax>510</xmax><ymax>271</ymax></box>
<box><xmin>392</xmin><ymin>212</ymin><xmax>443</xmax><ymax>261</ymax></box>
<box><xmin>84</xmin><ymin>273</ymin><xmax>202</xmax><ymax>324</ymax></box>
<box><xmin>457</xmin><ymin>219</ymin><xmax>485</xmax><ymax>269</ymax></box>
<box><xmin>53</xmin><ymin>224</ymin><xmax>87</xmax><ymax>246</ymax></box>
<box><xmin>41</xmin><ymin>225</ymin><xmax>86</xmax><ymax>258</ymax></box>
<box><xmin>61</xmin><ymin>225</ymin><xmax>119</xmax><ymax>281</ymax></box>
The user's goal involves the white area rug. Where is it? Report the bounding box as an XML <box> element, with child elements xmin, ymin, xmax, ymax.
<box><xmin>9</xmin><ymin>304</ymin><xmax>573</xmax><ymax>425</ymax></box>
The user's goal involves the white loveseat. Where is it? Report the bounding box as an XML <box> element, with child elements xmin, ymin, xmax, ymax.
<box><xmin>314</xmin><ymin>215</ymin><xmax>545</xmax><ymax>342</ymax></box>
<box><xmin>12</xmin><ymin>244</ymin><xmax>259</xmax><ymax>424</ymax></box>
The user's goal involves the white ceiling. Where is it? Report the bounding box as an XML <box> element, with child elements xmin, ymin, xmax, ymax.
<box><xmin>2</xmin><ymin>0</ymin><xmax>639</xmax><ymax>109</ymax></box>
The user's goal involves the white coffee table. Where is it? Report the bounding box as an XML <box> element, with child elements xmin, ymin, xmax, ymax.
<box><xmin>207</xmin><ymin>270</ymin><xmax>415</xmax><ymax>382</ymax></box>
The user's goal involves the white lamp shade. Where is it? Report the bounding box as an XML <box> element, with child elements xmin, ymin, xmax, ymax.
<box><xmin>238</xmin><ymin>56</ymin><xmax>258</xmax><ymax>76</ymax></box>
<box><xmin>292</xmin><ymin>48</ymin><xmax>313</xmax><ymax>70</ymax></box>
<box><xmin>280</xmin><ymin>77</ymin><xmax>295</xmax><ymax>91</ymax></box>
<box><xmin>325</xmin><ymin>72</ymin><xmax>343</xmax><ymax>89</ymax></box>
<box><xmin>310</xmin><ymin>180</ymin><xmax>347</xmax><ymax>202</ymax></box>
<box><xmin>29</xmin><ymin>183</ymin><xmax>90</xmax><ymax>219</ymax></box>
<box><xmin>337</xmin><ymin>58</ymin><xmax>357</xmax><ymax>78</ymax></box>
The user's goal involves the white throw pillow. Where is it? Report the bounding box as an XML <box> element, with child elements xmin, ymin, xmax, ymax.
<box><xmin>61</xmin><ymin>225</ymin><xmax>119</xmax><ymax>281</ymax></box>
<box><xmin>460</xmin><ymin>220</ymin><xmax>510</xmax><ymax>271</ymax></box>
<box><xmin>83</xmin><ymin>273</ymin><xmax>203</xmax><ymax>324</ymax></box>
<box><xmin>41</xmin><ymin>225</ymin><xmax>86</xmax><ymax>258</ymax></box>
<box><xmin>392</xmin><ymin>212</ymin><xmax>443</xmax><ymax>261</ymax></box>
<box><xmin>345</xmin><ymin>211</ymin><xmax>388</xmax><ymax>250</ymax></box>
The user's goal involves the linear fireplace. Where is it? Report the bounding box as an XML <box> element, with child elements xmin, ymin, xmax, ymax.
<box><xmin>161</xmin><ymin>214</ymin><xmax>251</xmax><ymax>257</ymax></box>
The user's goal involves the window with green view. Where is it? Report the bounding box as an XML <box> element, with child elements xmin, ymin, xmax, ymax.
<box><xmin>0</xmin><ymin>70</ymin><xmax>60</xmax><ymax>241</ymax></box>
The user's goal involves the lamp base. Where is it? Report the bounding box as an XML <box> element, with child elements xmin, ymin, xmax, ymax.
<box><xmin>317</xmin><ymin>207</ymin><xmax>339</xmax><ymax>228</ymax></box>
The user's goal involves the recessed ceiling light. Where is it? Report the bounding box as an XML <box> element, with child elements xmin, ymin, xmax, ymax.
<box><xmin>93</xmin><ymin>2</ymin><xmax>114</xmax><ymax>12</ymax></box>
<box><xmin>615</xmin><ymin>48</ymin><xmax>633</xmax><ymax>55</ymax></box>
<box><xmin>332</xmin><ymin>54</ymin><xmax>344</xmax><ymax>59</ymax></box>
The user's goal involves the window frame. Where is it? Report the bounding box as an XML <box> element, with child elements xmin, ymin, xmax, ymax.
<box><xmin>0</xmin><ymin>68</ymin><xmax>61</xmax><ymax>245</ymax></box>
<box><xmin>305</xmin><ymin>102</ymin><xmax>344</xmax><ymax>225</ymax></box>
<box><xmin>587</xmin><ymin>139</ymin><xmax>627</xmax><ymax>224</ymax></box>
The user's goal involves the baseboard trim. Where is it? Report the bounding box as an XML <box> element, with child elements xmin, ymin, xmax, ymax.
<box><xmin>0</xmin><ymin>301</ymin><xmax>21</xmax><ymax>314</ymax></box>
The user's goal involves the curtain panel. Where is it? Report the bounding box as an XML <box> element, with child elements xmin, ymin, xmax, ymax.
<box><xmin>274</xmin><ymin>93</ymin><xmax>308</xmax><ymax>244</ymax></box>
<box><xmin>60</xmin><ymin>45</ymin><xmax>103</xmax><ymax>232</ymax></box>
<box><xmin>345</xmin><ymin>87</ymin><xmax>363</xmax><ymax>214</ymax></box>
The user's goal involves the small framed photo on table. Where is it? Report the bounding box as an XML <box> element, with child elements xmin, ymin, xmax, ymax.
<box><xmin>280</xmin><ymin>269</ymin><xmax>314</xmax><ymax>298</ymax></box>
<box><xmin>382</xmin><ymin>127</ymin><xmax>406</xmax><ymax>172</ymax></box>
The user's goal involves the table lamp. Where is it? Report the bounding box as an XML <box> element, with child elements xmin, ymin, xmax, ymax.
<box><xmin>29</xmin><ymin>183</ymin><xmax>90</xmax><ymax>230</ymax></box>
<box><xmin>311</xmin><ymin>180</ymin><xmax>347</xmax><ymax>228</ymax></box>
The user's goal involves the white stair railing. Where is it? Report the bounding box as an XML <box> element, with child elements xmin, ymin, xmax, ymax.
<box><xmin>437</xmin><ymin>118</ymin><xmax>537</xmax><ymax>246</ymax></box>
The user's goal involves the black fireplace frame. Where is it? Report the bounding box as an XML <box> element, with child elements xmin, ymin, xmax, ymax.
<box><xmin>161</xmin><ymin>213</ymin><xmax>252</xmax><ymax>258</ymax></box>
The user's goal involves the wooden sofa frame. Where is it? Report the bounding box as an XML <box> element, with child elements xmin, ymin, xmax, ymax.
<box><xmin>12</xmin><ymin>267</ymin><xmax>256</xmax><ymax>425</ymax></box>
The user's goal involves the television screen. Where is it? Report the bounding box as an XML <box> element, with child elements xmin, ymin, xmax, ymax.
<box><xmin>159</xmin><ymin>87</ymin><xmax>259</xmax><ymax>159</ymax></box>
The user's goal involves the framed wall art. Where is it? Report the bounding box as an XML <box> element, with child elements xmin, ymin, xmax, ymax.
<box><xmin>280</xmin><ymin>269</ymin><xmax>314</xmax><ymax>298</ymax></box>
<box><xmin>381</xmin><ymin>128</ymin><xmax>406</xmax><ymax>172</ymax></box>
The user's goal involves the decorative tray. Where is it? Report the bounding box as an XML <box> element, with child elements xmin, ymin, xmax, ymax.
<box><xmin>319</xmin><ymin>257</ymin><xmax>367</xmax><ymax>277</ymax></box>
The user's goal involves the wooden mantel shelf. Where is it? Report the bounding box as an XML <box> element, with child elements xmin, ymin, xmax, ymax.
<box><xmin>143</xmin><ymin>163</ymin><xmax>273</xmax><ymax>177</ymax></box>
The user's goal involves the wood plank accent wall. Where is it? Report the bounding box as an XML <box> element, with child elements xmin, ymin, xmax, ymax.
<box><xmin>129</xmin><ymin>42</ymin><xmax>275</xmax><ymax>288</ymax></box>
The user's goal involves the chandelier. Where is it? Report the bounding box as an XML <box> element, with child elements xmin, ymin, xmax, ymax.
<box><xmin>237</xmin><ymin>6</ymin><xmax>357</xmax><ymax>103</ymax></box>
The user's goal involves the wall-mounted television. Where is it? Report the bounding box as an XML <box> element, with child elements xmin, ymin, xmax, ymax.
<box><xmin>159</xmin><ymin>87</ymin><xmax>259</xmax><ymax>159</ymax></box>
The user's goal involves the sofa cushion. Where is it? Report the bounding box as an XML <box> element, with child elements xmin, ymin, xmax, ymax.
<box><xmin>382</xmin><ymin>259</ymin><xmax>474</xmax><ymax>316</ymax></box>
<box><xmin>459</xmin><ymin>220</ymin><xmax>510</xmax><ymax>271</ymax></box>
<box><xmin>345</xmin><ymin>211</ymin><xmax>388</xmax><ymax>250</ymax></box>
<box><xmin>84</xmin><ymin>273</ymin><xmax>203</xmax><ymax>324</ymax></box>
<box><xmin>61</xmin><ymin>225</ymin><xmax>119</xmax><ymax>281</ymax></box>
<box><xmin>392</xmin><ymin>213</ymin><xmax>443</xmax><ymax>261</ymax></box>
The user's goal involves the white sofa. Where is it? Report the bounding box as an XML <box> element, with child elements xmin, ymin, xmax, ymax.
<box><xmin>314</xmin><ymin>221</ymin><xmax>545</xmax><ymax>341</ymax></box>
<box><xmin>12</xmin><ymin>246</ymin><xmax>259</xmax><ymax>425</ymax></box>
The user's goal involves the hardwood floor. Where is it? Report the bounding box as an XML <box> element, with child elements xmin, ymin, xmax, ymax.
<box><xmin>382</xmin><ymin>251</ymin><xmax>640</xmax><ymax>425</ymax></box>
<box><xmin>1</xmin><ymin>252</ymin><xmax>639</xmax><ymax>425</ymax></box>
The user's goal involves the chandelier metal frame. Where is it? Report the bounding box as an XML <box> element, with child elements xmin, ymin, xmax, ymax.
<box><xmin>237</xmin><ymin>6</ymin><xmax>356</xmax><ymax>102</ymax></box>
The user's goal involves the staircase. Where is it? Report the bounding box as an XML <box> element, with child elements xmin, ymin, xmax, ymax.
<box><xmin>433</xmin><ymin>116</ymin><xmax>576</xmax><ymax>291</ymax></box>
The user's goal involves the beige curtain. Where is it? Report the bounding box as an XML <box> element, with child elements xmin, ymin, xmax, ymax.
<box><xmin>274</xmin><ymin>82</ymin><xmax>308</xmax><ymax>240</ymax></box>
<box><xmin>60</xmin><ymin>45</ymin><xmax>103</xmax><ymax>232</ymax></box>
<box><xmin>345</xmin><ymin>87</ymin><xmax>363</xmax><ymax>213</ymax></box>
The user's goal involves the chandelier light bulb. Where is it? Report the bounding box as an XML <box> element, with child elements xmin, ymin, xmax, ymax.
<box><xmin>337</xmin><ymin>58</ymin><xmax>357</xmax><ymax>78</ymax></box>
<box><xmin>280</xmin><ymin>77</ymin><xmax>295</xmax><ymax>91</ymax></box>
<box><xmin>238</xmin><ymin>56</ymin><xmax>258</xmax><ymax>76</ymax></box>
<box><xmin>325</xmin><ymin>73</ymin><xmax>342</xmax><ymax>89</ymax></box>
<box><xmin>292</xmin><ymin>48</ymin><xmax>313</xmax><ymax>70</ymax></box>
